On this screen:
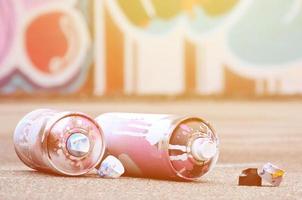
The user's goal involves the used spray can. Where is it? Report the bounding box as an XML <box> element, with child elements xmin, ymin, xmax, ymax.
<box><xmin>95</xmin><ymin>113</ymin><xmax>219</xmax><ymax>181</ymax></box>
<box><xmin>14</xmin><ymin>109</ymin><xmax>105</xmax><ymax>176</ymax></box>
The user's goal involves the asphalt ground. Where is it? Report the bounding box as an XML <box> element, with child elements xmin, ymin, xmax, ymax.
<box><xmin>0</xmin><ymin>100</ymin><xmax>301</xmax><ymax>200</ymax></box>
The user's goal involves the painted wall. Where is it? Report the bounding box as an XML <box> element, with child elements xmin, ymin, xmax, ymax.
<box><xmin>1</xmin><ymin>0</ymin><xmax>302</xmax><ymax>96</ymax></box>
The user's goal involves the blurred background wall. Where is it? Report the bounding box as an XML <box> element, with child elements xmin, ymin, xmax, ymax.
<box><xmin>1</xmin><ymin>0</ymin><xmax>302</xmax><ymax>97</ymax></box>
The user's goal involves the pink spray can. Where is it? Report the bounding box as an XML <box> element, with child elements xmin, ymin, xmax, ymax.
<box><xmin>14</xmin><ymin>109</ymin><xmax>105</xmax><ymax>176</ymax></box>
<box><xmin>96</xmin><ymin>113</ymin><xmax>219</xmax><ymax>181</ymax></box>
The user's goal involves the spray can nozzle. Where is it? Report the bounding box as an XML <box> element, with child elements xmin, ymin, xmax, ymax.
<box><xmin>66</xmin><ymin>133</ymin><xmax>90</xmax><ymax>157</ymax></box>
<box><xmin>191</xmin><ymin>137</ymin><xmax>217</xmax><ymax>161</ymax></box>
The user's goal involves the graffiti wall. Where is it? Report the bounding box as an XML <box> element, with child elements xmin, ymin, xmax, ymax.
<box><xmin>0</xmin><ymin>0</ymin><xmax>92</xmax><ymax>94</ymax></box>
<box><xmin>1</xmin><ymin>0</ymin><xmax>302</xmax><ymax>96</ymax></box>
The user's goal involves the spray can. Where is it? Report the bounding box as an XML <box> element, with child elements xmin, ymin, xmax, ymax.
<box><xmin>14</xmin><ymin>109</ymin><xmax>105</xmax><ymax>176</ymax></box>
<box><xmin>95</xmin><ymin>113</ymin><xmax>219</xmax><ymax>181</ymax></box>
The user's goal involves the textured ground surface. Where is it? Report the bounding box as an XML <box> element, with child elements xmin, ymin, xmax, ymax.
<box><xmin>0</xmin><ymin>100</ymin><xmax>301</xmax><ymax>200</ymax></box>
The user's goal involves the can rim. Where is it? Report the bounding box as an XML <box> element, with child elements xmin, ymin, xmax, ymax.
<box><xmin>41</xmin><ymin>111</ymin><xmax>106</xmax><ymax>176</ymax></box>
<box><xmin>164</xmin><ymin>115</ymin><xmax>219</xmax><ymax>181</ymax></box>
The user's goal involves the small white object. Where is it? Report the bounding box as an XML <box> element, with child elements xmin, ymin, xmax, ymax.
<box><xmin>98</xmin><ymin>155</ymin><xmax>125</xmax><ymax>178</ymax></box>
<box><xmin>259</xmin><ymin>163</ymin><xmax>285</xmax><ymax>187</ymax></box>
<box><xmin>191</xmin><ymin>138</ymin><xmax>217</xmax><ymax>161</ymax></box>
<box><xmin>66</xmin><ymin>133</ymin><xmax>90</xmax><ymax>157</ymax></box>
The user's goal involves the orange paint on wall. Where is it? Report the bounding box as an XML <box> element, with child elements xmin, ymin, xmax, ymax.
<box><xmin>25</xmin><ymin>12</ymin><xmax>68</xmax><ymax>74</ymax></box>
<box><xmin>224</xmin><ymin>66</ymin><xmax>256</xmax><ymax>96</ymax></box>
<box><xmin>184</xmin><ymin>40</ymin><xmax>196</xmax><ymax>94</ymax></box>
<box><xmin>105</xmin><ymin>6</ymin><xmax>124</xmax><ymax>94</ymax></box>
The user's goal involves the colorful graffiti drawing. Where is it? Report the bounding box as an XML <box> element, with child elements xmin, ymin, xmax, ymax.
<box><xmin>1</xmin><ymin>0</ymin><xmax>302</xmax><ymax>96</ymax></box>
<box><xmin>94</xmin><ymin>0</ymin><xmax>239</xmax><ymax>95</ymax></box>
<box><xmin>0</xmin><ymin>0</ymin><xmax>91</xmax><ymax>94</ymax></box>
<box><xmin>0</xmin><ymin>0</ymin><xmax>16</xmax><ymax>82</ymax></box>
<box><xmin>225</xmin><ymin>0</ymin><xmax>302</xmax><ymax>95</ymax></box>
<box><xmin>94</xmin><ymin>0</ymin><xmax>302</xmax><ymax>96</ymax></box>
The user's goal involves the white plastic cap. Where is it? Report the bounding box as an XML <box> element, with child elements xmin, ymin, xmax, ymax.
<box><xmin>259</xmin><ymin>162</ymin><xmax>285</xmax><ymax>186</ymax></box>
<box><xmin>191</xmin><ymin>138</ymin><xmax>217</xmax><ymax>161</ymax></box>
<box><xmin>98</xmin><ymin>155</ymin><xmax>125</xmax><ymax>178</ymax></box>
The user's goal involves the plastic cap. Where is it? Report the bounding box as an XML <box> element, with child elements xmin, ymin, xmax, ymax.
<box><xmin>98</xmin><ymin>155</ymin><xmax>125</xmax><ymax>178</ymax></box>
